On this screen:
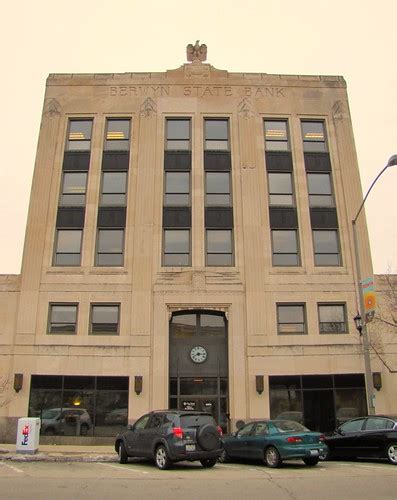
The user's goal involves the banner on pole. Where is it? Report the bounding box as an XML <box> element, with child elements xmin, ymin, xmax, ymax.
<box><xmin>361</xmin><ymin>277</ymin><xmax>376</xmax><ymax>323</ymax></box>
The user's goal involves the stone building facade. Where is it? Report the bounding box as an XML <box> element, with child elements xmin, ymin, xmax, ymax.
<box><xmin>1</xmin><ymin>45</ymin><xmax>396</xmax><ymax>442</ymax></box>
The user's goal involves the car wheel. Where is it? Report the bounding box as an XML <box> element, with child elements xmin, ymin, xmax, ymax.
<box><xmin>218</xmin><ymin>449</ymin><xmax>230</xmax><ymax>463</ymax></box>
<box><xmin>303</xmin><ymin>457</ymin><xmax>319</xmax><ymax>466</ymax></box>
<box><xmin>264</xmin><ymin>446</ymin><xmax>282</xmax><ymax>468</ymax></box>
<box><xmin>80</xmin><ymin>424</ymin><xmax>89</xmax><ymax>436</ymax></box>
<box><xmin>196</xmin><ymin>424</ymin><xmax>221</xmax><ymax>451</ymax></box>
<box><xmin>200</xmin><ymin>458</ymin><xmax>217</xmax><ymax>468</ymax></box>
<box><xmin>386</xmin><ymin>443</ymin><xmax>397</xmax><ymax>465</ymax></box>
<box><xmin>118</xmin><ymin>442</ymin><xmax>128</xmax><ymax>464</ymax></box>
<box><xmin>155</xmin><ymin>445</ymin><xmax>172</xmax><ymax>470</ymax></box>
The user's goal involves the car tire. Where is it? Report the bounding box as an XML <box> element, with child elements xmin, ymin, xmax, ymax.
<box><xmin>196</xmin><ymin>424</ymin><xmax>221</xmax><ymax>451</ymax></box>
<box><xmin>200</xmin><ymin>458</ymin><xmax>217</xmax><ymax>468</ymax></box>
<box><xmin>386</xmin><ymin>442</ymin><xmax>397</xmax><ymax>465</ymax></box>
<box><xmin>264</xmin><ymin>446</ymin><xmax>282</xmax><ymax>468</ymax></box>
<box><xmin>303</xmin><ymin>457</ymin><xmax>319</xmax><ymax>466</ymax></box>
<box><xmin>155</xmin><ymin>445</ymin><xmax>172</xmax><ymax>470</ymax></box>
<box><xmin>118</xmin><ymin>442</ymin><xmax>128</xmax><ymax>464</ymax></box>
<box><xmin>218</xmin><ymin>449</ymin><xmax>230</xmax><ymax>463</ymax></box>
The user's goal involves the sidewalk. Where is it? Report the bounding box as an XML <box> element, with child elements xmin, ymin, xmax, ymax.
<box><xmin>0</xmin><ymin>443</ymin><xmax>118</xmax><ymax>462</ymax></box>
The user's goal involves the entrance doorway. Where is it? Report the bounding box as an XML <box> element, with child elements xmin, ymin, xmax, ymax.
<box><xmin>169</xmin><ymin>311</ymin><xmax>229</xmax><ymax>432</ymax></box>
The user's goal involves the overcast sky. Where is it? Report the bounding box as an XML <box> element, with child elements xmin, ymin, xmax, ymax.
<box><xmin>0</xmin><ymin>0</ymin><xmax>396</xmax><ymax>274</ymax></box>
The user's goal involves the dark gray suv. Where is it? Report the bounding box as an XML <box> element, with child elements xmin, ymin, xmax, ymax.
<box><xmin>115</xmin><ymin>410</ymin><xmax>223</xmax><ymax>469</ymax></box>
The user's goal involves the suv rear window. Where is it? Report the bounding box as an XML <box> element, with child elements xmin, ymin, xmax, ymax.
<box><xmin>180</xmin><ymin>414</ymin><xmax>216</xmax><ymax>428</ymax></box>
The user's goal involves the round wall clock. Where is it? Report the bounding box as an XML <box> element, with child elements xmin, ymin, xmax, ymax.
<box><xmin>190</xmin><ymin>345</ymin><xmax>207</xmax><ymax>364</ymax></box>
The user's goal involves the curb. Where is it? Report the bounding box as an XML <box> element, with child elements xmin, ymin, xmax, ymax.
<box><xmin>0</xmin><ymin>452</ymin><xmax>118</xmax><ymax>463</ymax></box>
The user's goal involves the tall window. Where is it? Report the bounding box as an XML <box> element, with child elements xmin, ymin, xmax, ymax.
<box><xmin>271</xmin><ymin>230</ymin><xmax>300</xmax><ymax>266</ymax></box>
<box><xmin>204</xmin><ymin>119</ymin><xmax>229</xmax><ymax>150</ymax></box>
<box><xmin>66</xmin><ymin>120</ymin><xmax>92</xmax><ymax>151</ymax></box>
<box><xmin>104</xmin><ymin>119</ymin><xmax>130</xmax><ymax>151</ymax></box>
<box><xmin>59</xmin><ymin>172</ymin><xmax>87</xmax><ymax>206</ymax></box>
<box><xmin>277</xmin><ymin>304</ymin><xmax>306</xmax><ymax>334</ymax></box>
<box><xmin>206</xmin><ymin>230</ymin><xmax>233</xmax><ymax>266</ymax></box>
<box><xmin>307</xmin><ymin>173</ymin><xmax>334</xmax><ymax>207</ymax></box>
<box><xmin>264</xmin><ymin>120</ymin><xmax>289</xmax><ymax>151</ymax></box>
<box><xmin>100</xmin><ymin>172</ymin><xmax>127</xmax><ymax>206</ymax></box>
<box><xmin>318</xmin><ymin>304</ymin><xmax>347</xmax><ymax>333</ymax></box>
<box><xmin>48</xmin><ymin>304</ymin><xmax>78</xmax><ymax>334</ymax></box>
<box><xmin>301</xmin><ymin>121</ymin><xmax>327</xmax><ymax>152</ymax></box>
<box><xmin>90</xmin><ymin>304</ymin><xmax>120</xmax><ymax>335</ymax></box>
<box><xmin>268</xmin><ymin>172</ymin><xmax>294</xmax><ymax>206</ymax></box>
<box><xmin>164</xmin><ymin>172</ymin><xmax>190</xmax><ymax>206</ymax></box>
<box><xmin>313</xmin><ymin>230</ymin><xmax>341</xmax><ymax>266</ymax></box>
<box><xmin>163</xmin><ymin>230</ymin><xmax>190</xmax><ymax>266</ymax></box>
<box><xmin>96</xmin><ymin>229</ymin><xmax>124</xmax><ymax>266</ymax></box>
<box><xmin>166</xmin><ymin>119</ymin><xmax>190</xmax><ymax>150</ymax></box>
<box><xmin>54</xmin><ymin>230</ymin><xmax>82</xmax><ymax>266</ymax></box>
<box><xmin>205</xmin><ymin>172</ymin><xmax>231</xmax><ymax>206</ymax></box>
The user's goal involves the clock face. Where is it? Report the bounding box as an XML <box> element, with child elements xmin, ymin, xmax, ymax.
<box><xmin>190</xmin><ymin>345</ymin><xmax>207</xmax><ymax>364</ymax></box>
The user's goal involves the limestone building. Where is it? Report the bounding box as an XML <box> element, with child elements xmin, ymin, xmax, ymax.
<box><xmin>1</xmin><ymin>43</ymin><xmax>396</xmax><ymax>441</ymax></box>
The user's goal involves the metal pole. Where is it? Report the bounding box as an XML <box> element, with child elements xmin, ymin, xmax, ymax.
<box><xmin>350</xmin><ymin>155</ymin><xmax>397</xmax><ymax>415</ymax></box>
<box><xmin>352</xmin><ymin>219</ymin><xmax>375</xmax><ymax>415</ymax></box>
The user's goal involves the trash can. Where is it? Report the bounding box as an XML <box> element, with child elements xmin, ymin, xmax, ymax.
<box><xmin>16</xmin><ymin>417</ymin><xmax>41</xmax><ymax>454</ymax></box>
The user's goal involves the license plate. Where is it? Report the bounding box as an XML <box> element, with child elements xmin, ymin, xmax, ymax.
<box><xmin>186</xmin><ymin>444</ymin><xmax>196</xmax><ymax>451</ymax></box>
<box><xmin>310</xmin><ymin>449</ymin><xmax>319</xmax><ymax>456</ymax></box>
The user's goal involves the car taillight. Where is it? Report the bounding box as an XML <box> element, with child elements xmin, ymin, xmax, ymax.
<box><xmin>319</xmin><ymin>434</ymin><xmax>325</xmax><ymax>442</ymax></box>
<box><xmin>286</xmin><ymin>436</ymin><xmax>302</xmax><ymax>443</ymax></box>
<box><xmin>172</xmin><ymin>427</ymin><xmax>184</xmax><ymax>439</ymax></box>
<box><xmin>217</xmin><ymin>425</ymin><xmax>223</xmax><ymax>436</ymax></box>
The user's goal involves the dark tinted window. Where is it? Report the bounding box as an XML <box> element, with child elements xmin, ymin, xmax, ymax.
<box><xmin>340</xmin><ymin>418</ymin><xmax>365</xmax><ymax>432</ymax></box>
<box><xmin>237</xmin><ymin>422</ymin><xmax>255</xmax><ymax>437</ymax></box>
<box><xmin>179</xmin><ymin>414</ymin><xmax>216</xmax><ymax>427</ymax></box>
<box><xmin>365</xmin><ymin>418</ymin><xmax>395</xmax><ymax>431</ymax></box>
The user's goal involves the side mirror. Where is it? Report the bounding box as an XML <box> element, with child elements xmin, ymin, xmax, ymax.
<box><xmin>231</xmin><ymin>431</ymin><xmax>237</xmax><ymax>437</ymax></box>
<box><xmin>127</xmin><ymin>424</ymin><xmax>134</xmax><ymax>431</ymax></box>
<box><xmin>337</xmin><ymin>428</ymin><xmax>345</xmax><ymax>435</ymax></box>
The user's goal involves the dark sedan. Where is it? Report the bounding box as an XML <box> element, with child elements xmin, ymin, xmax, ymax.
<box><xmin>324</xmin><ymin>415</ymin><xmax>397</xmax><ymax>465</ymax></box>
<box><xmin>220</xmin><ymin>419</ymin><xmax>327</xmax><ymax>467</ymax></box>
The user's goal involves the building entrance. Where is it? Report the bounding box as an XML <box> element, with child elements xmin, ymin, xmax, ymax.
<box><xmin>169</xmin><ymin>311</ymin><xmax>228</xmax><ymax>432</ymax></box>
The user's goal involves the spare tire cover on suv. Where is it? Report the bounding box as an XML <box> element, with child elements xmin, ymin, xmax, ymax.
<box><xmin>196</xmin><ymin>423</ymin><xmax>220</xmax><ymax>451</ymax></box>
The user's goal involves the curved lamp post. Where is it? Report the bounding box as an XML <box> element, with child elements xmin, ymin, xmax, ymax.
<box><xmin>352</xmin><ymin>154</ymin><xmax>397</xmax><ymax>415</ymax></box>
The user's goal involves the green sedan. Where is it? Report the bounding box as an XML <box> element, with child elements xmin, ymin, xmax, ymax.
<box><xmin>220</xmin><ymin>419</ymin><xmax>328</xmax><ymax>467</ymax></box>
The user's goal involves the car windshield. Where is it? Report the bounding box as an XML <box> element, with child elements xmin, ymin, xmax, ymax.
<box><xmin>41</xmin><ymin>409</ymin><xmax>60</xmax><ymax>419</ymax></box>
<box><xmin>272</xmin><ymin>420</ymin><xmax>309</xmax><ymax>432</ymax></box>
<box><xmin>180</xmin><ymin>414</ymin><xmax>216</xmax><ymax>427</ymax></box>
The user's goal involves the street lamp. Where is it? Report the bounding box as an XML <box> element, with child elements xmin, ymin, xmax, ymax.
<box><xmin>352</xmin><ymin>154</ymin><xmax>397</xmax><ymax>415</ymax></box>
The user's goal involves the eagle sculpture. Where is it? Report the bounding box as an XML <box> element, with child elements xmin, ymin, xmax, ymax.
<box><xmin>186</xmin><ymin>40</ymin><xmax>207</xmax><ymax>62</ymax></box>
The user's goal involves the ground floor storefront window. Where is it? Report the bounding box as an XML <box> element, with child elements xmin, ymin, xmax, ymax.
<box><xmin>28</xmin><ymin>375</ymin><xmax>128</xmax><ymax>437</ymax></box>
<box><xmin>269</xmin><ymin>374</ymin><xmax>367</xmax><ymax>432</ymax></box>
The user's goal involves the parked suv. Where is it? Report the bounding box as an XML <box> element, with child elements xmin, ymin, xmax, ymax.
<box><xmin>115</xmin><ymin>410</ymin><xmax>223</xmax><ymax>469</ymax></box>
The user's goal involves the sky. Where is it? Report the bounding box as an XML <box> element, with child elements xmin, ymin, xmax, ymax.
<box><xmin>0</xmin><ymin>0</ymin><xmax>396</xmax><ymax>275</ymax></box>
